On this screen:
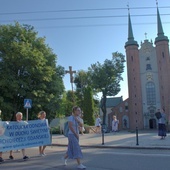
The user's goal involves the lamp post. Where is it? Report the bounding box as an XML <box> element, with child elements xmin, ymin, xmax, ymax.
<box><xmin>136</xmin><ymin>127</ymin><xmax>139</xmax><ymax>145</ymax></box>
<box><xmin>0</xmin><ymin>110</ymin><xmax>2</xmax><ymax>120</ymax></box>
<box><xmin>102</xmin><ymin>123</ymin><xmax>105</xmax><ymax>145</ymax></box>
<box><xmin>100</xmin><ymin>96</ymin><xmax>105</xmax><ymax>145</ymax></box>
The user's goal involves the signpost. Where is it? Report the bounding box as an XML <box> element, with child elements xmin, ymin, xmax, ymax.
<box><xmin>24</xmin><ymin>99</ymin><xmax>32</xmax><ymax>121</ymax></box>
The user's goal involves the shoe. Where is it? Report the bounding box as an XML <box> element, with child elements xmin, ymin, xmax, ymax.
<box><xmin>23</xmin><ymin>156</ymin><xmax>29</xmax><ymax>160</ymax></box>
<box><xmin>77</xmin><ymin>164</ymin><xmax>86</xmax><ymax>169</ymax></box>
<box><xmin>0</xmin><ymin>157</ymin><xmax>4</xmax><ymax>163</ymax></box>
<box><xmin>9</xmin><ymin>155</ymin><xmax>14</xmax><ymax>159</ymax></box>
<box><xmin>42</xmin><ymin>153</ymin><xmax>46</xmax><ymax>156</ymax></box>
<box><xmin>61</xmin><ymin>157</ymin><xmax>67</xmax><ymax>166</ymax></box>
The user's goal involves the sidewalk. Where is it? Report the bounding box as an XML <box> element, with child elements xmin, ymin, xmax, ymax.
<box><xmin>52</xmin><ymin>130</ymin><xmax>170</xmax><ymax>149</ymax></box>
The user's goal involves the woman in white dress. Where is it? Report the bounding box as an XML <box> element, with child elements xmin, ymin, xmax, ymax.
<box><xmin>112</xmin><ymin>116</ymin><xmax>119</xmax><ymax>132</ymax></box>
<box><xmin>95</xmin><ymin>115</ymin><xmax>101</xmax><ymax>133</ymax></box>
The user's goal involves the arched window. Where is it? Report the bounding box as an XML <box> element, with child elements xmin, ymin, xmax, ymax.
<box><xmin>122</xmin><ymin>115</ymin><xmax>129</xmax><ymax>128</ymax></box>
<box><xmin>146</xmin><ymin>82</ymin><xmax>156</xmax><ymax>105</ymax></box>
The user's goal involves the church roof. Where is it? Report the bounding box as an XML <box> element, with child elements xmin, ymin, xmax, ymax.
<box><xmin>155</xmin><ymin>7</ymin><xmax>169</xmax><ymax>43</ymax></box>
<box><xmin>101</xmin><ymin>96</ymin><xmax>123</xmax><ymax>108</ymax></box>
<box><xmin>125</xmin><ymin>12</ymin><xmax>138</xmax><ymax>48</ymax></box>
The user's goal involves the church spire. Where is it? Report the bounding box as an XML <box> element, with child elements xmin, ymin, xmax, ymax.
<box><xmin>155</xmin><ymin>2</ymin><xmax>168</xmax><ymax>43</ymax></box>
<box><xmin>125</xmin><ymin>9</ymin><xmax>138</xmax><ymax>47</ymax></box>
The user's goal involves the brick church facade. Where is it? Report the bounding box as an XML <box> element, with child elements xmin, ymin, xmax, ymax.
<box><xmin>107</xmin><ymin>7</ymin><xmax>170</xmax><ymax>131</ymax></box>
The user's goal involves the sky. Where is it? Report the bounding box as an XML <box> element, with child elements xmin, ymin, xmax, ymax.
<box><xmin>0</xmin><ymin>0</ymin><xmax>170</xmax><ymax>101</ymax></box>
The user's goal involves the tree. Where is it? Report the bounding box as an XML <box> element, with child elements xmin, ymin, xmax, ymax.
<box><xmin>0</xmin><ymin>22</ymin><xmax>64</xmax><ymax>120</ymax></box>
<box><xmin>83</xmin><ymin>86</ymin><xmax>95</xmax><ymax>125</ymax></box>
<box><xmin>88</xmin><ymin>52</ymin><xmax>125</xmax><ymax>125</ymax></box>
<box><xmin>74</xmin><ymin>70</ymin><xmax>89</xmax><ymax>109</ymax></box>
<box><xmin>58</xmin><ymin>90</ymin><xmax>76</xmax><ymax>117</ymax></box>
<box><xmin>74</xmin><ymin>70</ymin><xmax>99</xmax><ymax>124</ymax></box>
<box><xmin>74</xmin><ymin>70</ymin><xmax>89</xmax><ymax>90</ymax></box>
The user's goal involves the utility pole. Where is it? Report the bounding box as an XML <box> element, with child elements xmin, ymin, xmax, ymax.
<box><xmin>65</xmin><ymin>66</ymin><xmax>76</xmax><ymax>102</ymax></box>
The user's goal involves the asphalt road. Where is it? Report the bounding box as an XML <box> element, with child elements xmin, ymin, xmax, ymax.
<box><xmin>1</xmin><ymin>146</ymin><xmax>170</xmax><ymax>170</ymax></box>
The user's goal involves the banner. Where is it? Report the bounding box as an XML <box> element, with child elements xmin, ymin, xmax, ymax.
<box><xmin>0</xmin><ymin>119</ymin><xmax>51</xmax><ymax>152</ymax></box>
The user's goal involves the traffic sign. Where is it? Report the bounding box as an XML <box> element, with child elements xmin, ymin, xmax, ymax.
<box><xmin>24</xmin><ymin>99</ymin><xmax>32</xmax><ymax>109</ymax></box>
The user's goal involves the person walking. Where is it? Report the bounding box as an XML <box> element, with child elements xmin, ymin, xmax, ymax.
<box><xmin>38</xmin><ymin>111</ymin><xmax>47</xmax><ymax>156</ymax></box>
<box><xmin>158</xmin><ymin>108</ymin><xmax>167</xmax><ymax>139</ymax></box>
<box><xmin>0</xmin><ymin>111</ymin><xmax>9</xmax><ymax>163</ymax></box>
<box><xmin>0</xmin><ymin>152</ymin><xmax>4</xmax><ymax>163</ymax></box>
<box><xmin>79</xmin><ymin>113</ymin><xmax>85</xmax><ymax>135</ymax></box>
<box><xmin>95</xmin><ymin>115</ymin><xmax>101</xmax><ymax>133</ymax></box>
<box><xmin>112</xmin><ymin>116</ymin><xmax>119</xmax><ymax>132</ymax></box>
<box><xmin>9</xmin><ymin>112</ymin><xmax>29</xmax><ymax>160</ymax></box>
<box><xmin>63</xmin><ymin>106</ymin><xmax>86</xmax><ymax>169</ymax></box>
<box><xmin>0</xmin><ymin>110</ymin><xmax>4</xmax><ymax>163</ymax></box>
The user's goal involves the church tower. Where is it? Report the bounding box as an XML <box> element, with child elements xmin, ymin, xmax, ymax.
<box><xmin>155</xmin><ymin>6</ymin><xmax>170</xmax><ymax>120</ymax></box>
<box><xmin>124</xmin><ymin>11</ymin><xmax>143</xmax><ymax>130</ymax></box>
<box><xmin>109</xmin><ymin>5</ymin><xmax>170</xmax><ymax>130</ymax></box>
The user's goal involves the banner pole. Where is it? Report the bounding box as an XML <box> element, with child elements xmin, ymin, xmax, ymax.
<box><xmin>26</xmin><ymin>108</ymin><xmax>28</xmax><ymax>121</ymax></box>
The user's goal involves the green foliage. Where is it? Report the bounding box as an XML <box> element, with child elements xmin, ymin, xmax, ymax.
<box><xmin>82</xmin><ymin>86</ymin><xmax>95</xmax><ymax>125</ymax></box>
<box><xmin>74</xmin><ymin>70</ymin><xmax>87</xmax><ymax>111</ymax></box>
<box><xmin>51</xmin><ymin>126</ymin><xmax>61</xmax><ymax>134</ymax></box>
<box><xmin>74</xmin><ymin>70</ymin><xmax>89</xmax><ymax>89</ymax></box>
<box><xmin>88</xmin><ymin>52</ymin><xmax>125</xmax><ymax>124</ymax></box>
<box><xmin>0</xmin><ymin>22</ymin><xmax>64</xmax><ymax>121</ymax></box>
<box><xmin>74</xmin><ymin>70</ymin><xmax>99</xmax><ymax>123</ymax></box>
<box><xmin>56</xmin><ymin>91</ymin><xmax>76</xmax><ymax>117</ymax></box>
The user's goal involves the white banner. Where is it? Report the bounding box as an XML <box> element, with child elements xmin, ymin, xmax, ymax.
<box><xmin>0</xmin><ymin>119</ymin><xmax>51</xmax><ymax>152</ymax></box>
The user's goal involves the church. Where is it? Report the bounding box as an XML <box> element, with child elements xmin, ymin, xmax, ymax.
<box><xmin>106</xmin><ymin>6</ymin><xmax>170</xmax><ymax>131</ymax></box>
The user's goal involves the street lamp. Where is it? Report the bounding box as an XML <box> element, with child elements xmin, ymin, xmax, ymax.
<box><xmin>100</xmin><ymin>97</ymin><xmax>105</xmax><ymax>145</ymax></box>
<box><xmin>0</xmin><ymin>110</ymin><xmax>2</xmax><ymax>120</ymax></box>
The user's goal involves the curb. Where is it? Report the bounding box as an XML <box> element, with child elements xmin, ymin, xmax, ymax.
<box><xmin>52</xmin><ymin>143</ymin><xmax>170</xmax><ymax>150</ymax></box>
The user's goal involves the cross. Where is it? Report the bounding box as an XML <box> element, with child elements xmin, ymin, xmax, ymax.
<box><xmin>65</xmin><ymin>66</ymin><xmax>76</xmax><ymax>93</ymax></box>
<box><xmin>127</xmin><ymin>2</ymin><xmax>129</xmax><ymax>11</ymax></box>
<box><xmin>65</xmin><ymin>66</ymin><xmax>76</xmax><ymax>83</ymax></box>
<box><xmin>145</xmin><ymin>32</ymin><xmax>147</xmax><ymax>39</ymax></box>
<box><xmin>156</xmin><ymin>0</ymin><xmax>158</xmax><ymax>7</ymax></box>
<box><xmin>65</xmin><ymin>66</ymin><xmax>76</xmax><ymax>103</ymax></box>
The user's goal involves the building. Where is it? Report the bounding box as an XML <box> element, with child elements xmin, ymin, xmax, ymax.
<box><xmin>99</xmin><ymin>97</ymin><xmax>123</xmax><ymax>131</ymax></box>
<box><xmin>106</xmin><ymin>6</ymin><xmax>170</xmax><ymax>131</ymax></box>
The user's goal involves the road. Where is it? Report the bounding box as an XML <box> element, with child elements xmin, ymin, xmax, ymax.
<box><xmin>1</xmin><ymin>146</ymin><xmax>170</xmax><ymax>170</ymax></box>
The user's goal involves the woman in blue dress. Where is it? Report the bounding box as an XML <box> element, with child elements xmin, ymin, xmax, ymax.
<box><xmin>63</xmin><ymin>106</ymin><xmax>86</xmax><ymax>169</ymax></box>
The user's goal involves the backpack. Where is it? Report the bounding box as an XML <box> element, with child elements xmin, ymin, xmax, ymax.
<box><xmin>63</xmin><ymin>121</ymin><xmax>69</xmax><ymax>137</ymax></box>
